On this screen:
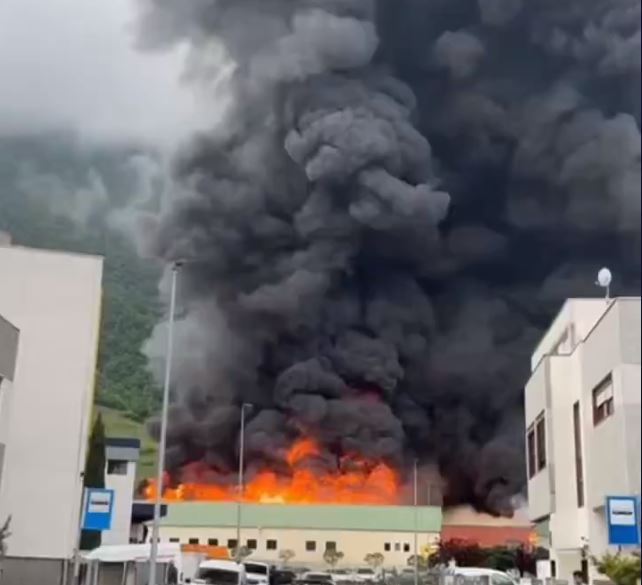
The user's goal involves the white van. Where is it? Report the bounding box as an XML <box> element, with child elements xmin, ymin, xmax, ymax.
<box><xmin>192</xmin><ymin>559</ymin><xmax>247</xmax><ymax>585</ymax></box>
<box><xmin>243</xmin><ymin>561</ymin><xmax>271</xmax><ymax>585</ymax></box>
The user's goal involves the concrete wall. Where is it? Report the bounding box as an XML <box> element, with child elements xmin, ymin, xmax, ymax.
<box><xmin>102</xmin><ymin>459</ymin><xmax>137</xmax><ymax>546</ymax></box>
<box><xmin>0</xmin><ymin>245</ymin><xmax>103</xmax><ymax>561</ymax></box>
<box><xmin>526</xmin><ymin>297</ymin><xmax>641</xmax><ymax>585</ymax></box>
<box><xmin>157</xmin><ymin>525</ymin><xmax>440</xmax><ymax>569</ymax></box>
<box><xmin>0</xmin><ymin>556</ymin><xmax>65</xmax><ymax>585</ymax></box>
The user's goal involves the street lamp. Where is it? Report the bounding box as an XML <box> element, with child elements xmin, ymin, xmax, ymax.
<box><xmin>236</xmin><ymin>402</ymin><xmax>253</xmax><ymax>557</ymax></box>
<box><xmin>413</xmin><ymin>459</ymin><xmax>419</xmax><ymax>585</ymax></box>
<box><xmin>148</xmin><ymin>261</ymin><xmax>182</xmax><ymax>585</ymax></box>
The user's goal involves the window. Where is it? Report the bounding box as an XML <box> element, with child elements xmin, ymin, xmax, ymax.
<box><xmin>573</xmin><ymin>401</ymin><xmax>585</xmax><ymax>507</ymax></box>
<box><xmin>403</xmin><ymin>543</ymin><xmax>410</xmax><ymax>552</ymax></box>
<box><xmin>384</xmin><ymin>543</ymin><xmax>391</xmax><ymax>552</ymax></box>
<box><xmin>247</xmin><ymin>539</ymin><xmax>257</xmax><ymax>550</ymax></box>
<box><xmin>208</xmin><ymin>538</ymin><xmax>219</xmax><ymax>546</ymax></box>
<box><xmin>169</xmin><ymin>538</ymin><xmax>180</xmax><ymax>543</ymax></box>
<box><xmin>266</xmin><ymin>539</ymin><xmax>277</xmax><ymax>550</ymax></box>
<box><xmin>527</xmin><ymin>427</ymin><xmax>536</xmax><ymax>478</ymax></box>
<box><xmin>536</xmin><ymin>414</ymin><xmax>546</xmax><ymax>471</ymax></box>
<box><xmin>593</xmin><ymin>374</ymin><xmax>614</xmax><ymax>425</ymax></box>
<box><xmin>228</xmin><ymin>539</ymin><xmax>238</xmax><ymax>549</ymax></box>
<box><xmin>394</xmin><ymin>543</ymin><xmax>400</xmax><ymax>552</ymax></box>
<box><xmin>325</xmin><ymin>541</ymin><xmax>337</xmax><ymax>552</ymax></box>
<box><xmin>189</xmin><ymin>538</ymin><xmax>200</xmax><ymax>545</ymax></box>
<box><xmin>107</xmin><ymin>459</ymin><xmax>128</xmax><ymax>475</ymax></box>
<box><xmin>306</xmin><ymin>541</ymin><xmax>316</xmax><ymax>552</ymax></box>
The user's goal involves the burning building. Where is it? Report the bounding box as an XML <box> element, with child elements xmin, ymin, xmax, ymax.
<box><xmin>136</xmin><ymin>0</ymin><xmax>641</xmax><ymax>517</ymax></box>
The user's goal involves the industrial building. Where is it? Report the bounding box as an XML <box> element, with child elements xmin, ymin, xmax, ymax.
<box><xmin>525</xmin><ymin>297</ymin><xmax>641</xmax><ymax>583</ymax></box>
<box><xmin>155</xmin><ymin>502</ymin><xmax>442</xmax><ymax>568</ymax></box>
<box><xmin>0</xmin><ymin>238</ymin><xmax>103</xmax><ymax>584</ymax></box>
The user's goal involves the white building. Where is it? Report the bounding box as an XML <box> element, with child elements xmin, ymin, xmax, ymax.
<box><xmin>0</xmin><ymin>242</ymin><xmax>103</xmax><ymax>584</ymax></box>
<box><xmin>155</xmin><ymin>502</ymin><xmax>442</xmax><ymax>569</ymax></box>
<box><xmin>102</xmin><ymin>438</ymin><xmax>141</xmax><ymax>546</ymax></box>
<box><xmin>525</xmin><ymin>297</ymin><xmax>641</xmax><ymax>583</ymax></box>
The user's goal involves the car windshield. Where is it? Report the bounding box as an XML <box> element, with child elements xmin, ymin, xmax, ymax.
<box><xmin>332</xmin><ymin>570</ymin><xmax>348</xmax><ymax>574</ymax></box>
<box><xmin>307</xmin><ymin>574</ymin><xmax>332</xmax><ymax>581</ymax></box>
<box><xmin>195</xmin><ymin>569</ymin><xmax>240</xmax><ymax>585</ymax></box>
<box><xmin>357</xmin><ymin>570</ymin><xmax>374</xmax><ymax>575</ymax></box>
<box><xmin>245</xmin><ymin>564</ymin><xmax>269</xmax><ymax>575</ymax></box>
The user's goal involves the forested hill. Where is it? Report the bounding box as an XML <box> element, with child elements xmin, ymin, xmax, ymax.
<box><xmin>0</xmin><ymin>132</ymin><xmax>163</xmax><ymax>421</ymax></box>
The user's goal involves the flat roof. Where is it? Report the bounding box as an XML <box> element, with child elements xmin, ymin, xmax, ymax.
<box><xmin>160</xmin><ymin>502</ymin><xmax>442</xmax><ymax>533</ymax></box>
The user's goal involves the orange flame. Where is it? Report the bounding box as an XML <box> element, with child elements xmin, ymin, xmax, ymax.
<box><xmin>144</xmin><ymin>438</ymin><xmax>399</xmax><ymax>505</ymax></box>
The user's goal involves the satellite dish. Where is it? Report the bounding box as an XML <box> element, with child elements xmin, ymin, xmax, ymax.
<box><xmin>596</xmin><ymin>267</ymin><xmax>612</xmax><ymax>299</ymax></box>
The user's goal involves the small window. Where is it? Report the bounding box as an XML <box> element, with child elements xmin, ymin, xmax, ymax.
<box><xmin>536</xmin><ymin>414</ymin><xmax>546</xmax><ymax>471</ymax></box>
<box><xmin>189</xmin><ymin>538</ymin><xmax>199</xmax><ymax>545</ymax></box>
<box><xmin>208</xmin><ymin>538</ymin><xmax>219</xmax><ymax>546</ymax></box>
<box><xmin>247</xmin><ymin>539</ymin><xmax>257</xmax><ymax>550</ymax></box>
<box><xmin>107</xmin><ymin>460</ymin><xmax>128</xmax><ymax>475</ymax></box>
<box><xmin>325</xmin><ymin>541</ymin><xmax>337</xmax><ymax>552</ymax></box>
<box><xmin>306</xmin><ymin>541</ymin><xmax>316</xmax><ymax>552</ymax></box>
<box><xmin>527</xmin><ymin>427</ymin><xmax>536</xmax><ymax>478</ymax></box>
<box><xmin>228</xmin><ymin>539</ymin><xmax>238</xmax><ymax>549</ymax></box>
<box><xmin>573</xmin><ymin>401</ymin><xmax>585</xmax><ymax>508</ymax></box>
<box><xmin>266</xmin><ymin>539</ymin><xmax>278</xmax><ymax>550</ymax></box>
<box><xmin>593</xmin><ymin>374</ymin><xmax>614</xmax><ymax>425</ymax></box>
<box><xmin>169</xmin><ymin>538</ymin><xmax>180</xmax><ymax>543</ymax></box>
<box><xmin>384</xmin><ymin>543</ymin><xmax>391</xmax><ymax>552</ymax></box>
<box><xmin>394</xmin><ymin>543</ymin><xmax>400</xmax><ymax>552</ymax></box>
<box><xmin>403</xmin><ymin>543</ymin><xmax>410</xmax><ymax>552</ymax></box>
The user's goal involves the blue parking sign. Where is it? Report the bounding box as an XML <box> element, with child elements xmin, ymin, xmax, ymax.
<box><xmin>82</xmin><ymin>488</ymin><xmax>115</xmax><ymax>532</ymax></box>
<box><xmin>606</xmin><ymin>496</ymin><xmax>640</xmax><ymax>546</ymax></box>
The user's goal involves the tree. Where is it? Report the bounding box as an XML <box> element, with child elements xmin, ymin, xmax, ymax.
<box><xmin>279</xmin><ymin>549</ymin><xmax>296</xmax><ymax>567</ymax></box>
<box><xmin>0</xmin><ymin>516</ymin><xmax>11</xmax><ymax>558</ymax></box>
<box><xmin>592</xmin><ymin>552</ymin><xmax>641</xmax><ymax>585</ymax></box>
<box><xmin>80</xmin><ymin>414</ymin><xmax>106</xmax><ymax>551</ymax></box>
<box><xmin>365</xmin><ymin>553</ymin><xmax>385</xmax><ymax>570</ymax></box>
<box><xmin>407</xmin><ymin>555</ymin><xmax>429</xmax><ymax>571</ymax></box>
<box><xmin>429</xmin><ymin>539</ymin><xmax>487</xmax><ymax>568</ymax></box>
<box><xmin>323</xmin><ymin>549</ymin><xmax>345</xmax><ymax>568</ymax></box>
<box><xmin>232</xmin><ymin>546</ymin><xmax>252</xmax><ymax>562</ymax></box>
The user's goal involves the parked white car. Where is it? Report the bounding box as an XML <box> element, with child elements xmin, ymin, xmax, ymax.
<box><xmin>244</xmin><ymin>561</ymin><xmax>271</xmax><ymax>585</ymax></box>
<box><xmin>448</xmin><ymin>568</ymin><xmax>517</xmax><ymax>585</ymax></box>
<box><xmin>352</xmin><ymin>568</ymin><xmax>378</xmax><ymax>583</ymax></box>
<box><xmin>192</xmin><ymin>559</ymin><xmax>247</xmax><ymax>585</ymax></box>
<box><xmin>328</xmin><ymin>569</ymin><xmax>353</xmax><ymax>584</ymax></box>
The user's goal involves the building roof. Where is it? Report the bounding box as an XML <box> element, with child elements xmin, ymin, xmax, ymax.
<box><xmin>161</xmin><ymin>503</ymin><xmax>442</xmax><ymax>532</ymax></box>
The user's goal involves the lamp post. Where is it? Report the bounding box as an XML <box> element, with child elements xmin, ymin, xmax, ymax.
<box><xmin>413</xmin><ymin>459</ymin><xmax>419</xmax><ymax>585</ymax></box>
<box><xmin>236</xmin><ymin>403</ymin><xmax>253</xmax><ymax>557</ymax></box>
<box><xmin>148</xmin><ymin>261</ymin><xmax>181</xmax><ymax>585</ymax></box>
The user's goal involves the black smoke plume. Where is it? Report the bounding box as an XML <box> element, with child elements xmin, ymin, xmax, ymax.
<box><xmin>137</xmin><ymin>0</ymin><xmax>641</xmax><ymax>515</ymax></box>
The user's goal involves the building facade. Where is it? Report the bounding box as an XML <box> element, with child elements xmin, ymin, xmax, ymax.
<box><xmin>0</xmin><ymin>313</ymin><xmax>19</xmax><ymax>500</ymax></box>
<box><xmin>102</xmin><ymin>438</ymin><xmax>141</xmax><ymax>546</ymax></box>
<box><xmin>0</xmin><ymin>243</ymin><xmax>103</xmax><ymax>584</ymax></box>
<box><xmin>525</xmin><ymin>298</ymin><xmax>641</xmax><ymax>583</ymax></box>
<box><xmin>156</xmin><ymin>502</ymin><xmax>442</xmax><ymax>569</ymax></box>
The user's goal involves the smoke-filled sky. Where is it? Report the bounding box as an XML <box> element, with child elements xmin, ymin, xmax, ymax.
<box><xmin>137</xmin><ymin>0</ymin><xmax>640</xmax><ymax>516</ymax></box>
<box><xmin>3</xmin><ymin>0</ymin><xmax>638</xmax><ymax>516</ymax></box>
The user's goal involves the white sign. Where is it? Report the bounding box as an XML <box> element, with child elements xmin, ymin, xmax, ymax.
<box><xmin>87</xmin><ymin>491</ymin><xmax>113</xmax><ymax>514</ymax></box>
<box><xmin>609</xmin><ymin>498</ymin><xmax>636</xmax><ymax>526</ymax></box>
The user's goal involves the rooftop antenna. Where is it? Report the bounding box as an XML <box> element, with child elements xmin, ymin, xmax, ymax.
<box><xmin>596</xmin><ymin>267</ymin><xmax>612</xmax><ymax>301</ymax></box>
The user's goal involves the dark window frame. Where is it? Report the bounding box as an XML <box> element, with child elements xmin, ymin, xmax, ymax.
<box><xmin>593</xmin><ymin>374</ymin><xmax>614</xmax><ymax>426</ymax></box>
<box><xmin>527</xmin><ymin>426</ymin><xmax>536</xmax><ymax>478</ymax></box>
<box><xmin>384</xmin><ymin>542</ymin><xmax>391</xmax><ymax>552</ymax></box>
<box><xmin>266</xmin><ymin>539</ymin><xmax>278</xmax><ymax>550</ymax></box>
<box><xmin>228</xmin><ymin>538</ymin><xmax>238</xmax><ymax>549</ymax></box>
<box><xmin>325</xmin><ymin>541</ymin><xmax>337</xmax><ymax>552</ymax></box>
<box><xmin>188</xmin><ymin>538</ymin><xmax>200</xmax><ymax>545</ymax></box>
<box><xmin>536</xmin><ymin>413</ymin><xmax>547</xmax><ymax>471</ymax></box>
<box><xmin>573</xmin><ymin>401</ymin><xmax>585</xmax><ymax>507</ymax></box>
<box><xmin>107</xmin><ymin>459</ymin><xmax>128</xmax><ymax>475</ymax></box>
<box><xmin>208</xmin><ymin>538</ymin><xmax>219</xmax><ymax>546</ymax></box>
<box><xmin>247</xmin><ymin>539</ymin><xmax>257</xmax><ymax>550</ymax></box>
<box><xmin>306</xmin><ymin>541</ymin><xmax>316</xmax><ymax>552</ymax></box>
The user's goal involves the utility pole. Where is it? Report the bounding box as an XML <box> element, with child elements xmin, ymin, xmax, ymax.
<box><xmin>236</xmin><ymin>403</ymin><xmax>252</xmax><ymax>558</ymax></box>
<box><xmin>413</xmin><ymin>459</ymin><xmax>419</xmax><ymax>585</ymax></box>
<box><xmin>148</xmin><ymin>261</ymin><xmax>181</xmax><ymax>584</ymax></box>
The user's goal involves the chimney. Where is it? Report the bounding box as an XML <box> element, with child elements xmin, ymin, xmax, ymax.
<box><xmin>0</xmin><ymin>231</ymin><xmax>11</xmax><ymax>247</ymax></box>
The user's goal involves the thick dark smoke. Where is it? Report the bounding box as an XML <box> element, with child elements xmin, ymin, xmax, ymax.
<box><xmin>137</xmin><ymin>0</ymin><xmax>641</xmax><ymax>515</ymax></box>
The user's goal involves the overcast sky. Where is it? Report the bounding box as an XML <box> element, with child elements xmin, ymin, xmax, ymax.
<box><xmin>0</xmin><ymin>0</ymin><xmax>214</xmax><ymax>148</ymax></box>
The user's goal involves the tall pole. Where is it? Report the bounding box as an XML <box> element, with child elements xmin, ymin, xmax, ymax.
<box><xmin>236</xmin><ymin>403</ymin><xmax>251</xmax><ymax>558</ymax></box>
<box><xmin>148</xmin><ymin>262</ymin><xmax>180</xmax><ymax>585</ymax></box>
<box><xmin>413</xmin><ymin>459</ymin><xmax>419</xmax><ymax>585</ymax></box>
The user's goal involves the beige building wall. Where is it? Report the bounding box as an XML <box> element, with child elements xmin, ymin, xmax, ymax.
<box><xmin>525</xmin><ymin>298</ymin><xmax>641</xmax><ymax>585</ymax></box>
<box><xmin>0</xmin><ymin>245</ymin><xmax>103</xmax><ymax>562</ymax></box>
<box><xmin>158</xmin><ymin>525</ymin><xmax>439</xmax><ymax>569</ymax></box>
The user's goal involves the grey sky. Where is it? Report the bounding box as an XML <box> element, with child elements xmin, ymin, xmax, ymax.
<box><xmin>0</xmin><ymin>0</ymin><xmax>218</xmax><ymax>147</ymax></box>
